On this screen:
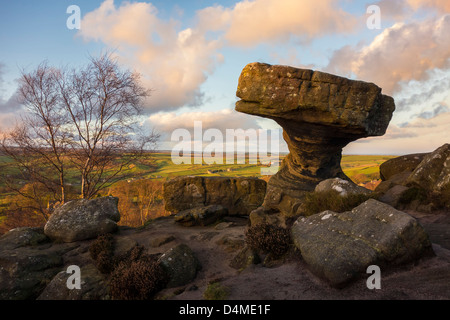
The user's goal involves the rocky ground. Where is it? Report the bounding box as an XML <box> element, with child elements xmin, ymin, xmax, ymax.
<box><xmin>1</xmin><ymin>204</ymin><xmax>449</xmax><ymax>300</ymax></box>
<box><xmin>147</xmin><ymin>212</ymin><xmax>450</xmax><ymax>300</ymax></box>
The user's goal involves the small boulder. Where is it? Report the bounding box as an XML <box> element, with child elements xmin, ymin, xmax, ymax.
<box><xmin>230</xmin><ymin>246</ymin><xmax>260</xmax><ymax>270</ymax></box>
<box><xmin>37</xmin><ymin>264</ymin><xmax>109</xmax><ymax>300</ymax></box>
<box><xmin>44</xmin><ymin>196</ymin><xmax>121</xmax><ymax>243</ymax></box>
<box><xmin>158</xmin><ymin>244</ymin><xmax>201</xmax><ymax>288</ymax></box>
<box><xmin>291</xmin><ymin>199</ymin><xmax>432</xmax><ymax>287</ymax></box>
<box><xmin>315</xmin><ymin>178</ymin><xmax>371</xmax><ymax>196</ymax></box>
<box><xmin>174</xmin><ymin>205</ymin><xmax>227</xmax><ymax>227</ymax></box>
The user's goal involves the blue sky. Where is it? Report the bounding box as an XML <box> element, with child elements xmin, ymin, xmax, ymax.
<box><xmin>1</xmin><ymin>0</ymin><xmax>449</xmax><ymax>155</ymax></box>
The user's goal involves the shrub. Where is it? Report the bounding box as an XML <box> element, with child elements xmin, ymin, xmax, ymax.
<box><xmin>301</xmin><ymin>190</ymin><xmax>374</xmax><ymax>217</ymax></box>
<box><xmin>109</xmin><ymin>255</ymin><xmax>169</xmax><ymax>300</ymax></box>
<box><xmin>245</xmin><ymin>223</ymin><xmax>291</xmax><ymax>258</ymax></box>
<box><xmin>89</xmin><ymin>233</ymin><xmax>115</xmax><ymax>274</ymax></box>
<box><xmin>203</xmin><ymin>281</ymin><xmax>230</xmax><ymax>300</ymax></box>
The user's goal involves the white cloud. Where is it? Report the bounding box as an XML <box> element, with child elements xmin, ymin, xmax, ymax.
<box><xmin>407</xmin><ymin>0</ymin><xmax>450</xmax><ymax>13</ymax></box>
<box><xmin>146</xmin><ymin>108</ymin><xmax>261</xmax><ymax>135</ymax></box>
<box><xmin>79</xmin><ymin>0</ymin><xmax>223</xmax><ymax>112</ymax></box>
<box><xmin>196</xmin><ymin>0</ymin><xmax>357</xmax><ymax>47</ymax></box>
<box><xmin>327</xmin><ymin>15</ymin><xmax>450</xmax><ymax>95</ymax></box>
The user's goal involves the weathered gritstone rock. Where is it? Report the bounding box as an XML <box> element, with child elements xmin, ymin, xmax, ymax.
<box><xmin>158</xmin><ymin>244</ymin><xmax>201</xmax><ymax>288</ymax></box>
<box><xmin>235</xmin><ymin>62</ymin><xmax>395</xmax><ymax>216</ymax></box>
<box><xmin>163</xmin><ymin>176</ymin><xmax>266</xmax><ymax>216</ymax></box>
<box><xmin>314</xmin><ymin>178</ymin><xmax>371</xmax><ymax>197</ymax></box>
<box><xmin>37</xmin><ymin>264</ymin><xmax>109</xmax><ymax>300</ymax></box>
<box><xmin>379</xmin><ymin>153</ymin><xmax>427</xmax><ymax>181</ymax></box>
<box><xmin>406</xmin><ymin>144</ymin><xmax>450</xmax><ymax>194</ymax></box>
<box><xmin>0</xmin><ymin>228</ymin><xmax>78</xmax><ymax>300</ymax></box>
<box><xmin>174</xmin><ymin>205</ymin><xmax>228</xmax><ymax>227</ymax></box>
<box><xmin>291</xmin><ymin>199</ymin><xmax>432</xmax><ymax>287</ymax></box>
<box><xmin>44</xmin><ymin>196</ymin><xmax>121</xmax><ymax>243</ymax></box>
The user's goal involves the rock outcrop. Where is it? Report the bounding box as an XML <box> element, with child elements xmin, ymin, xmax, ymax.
<box><xmin>236</xmin><ymin>62</ymin><xmax>395</xmax><ymax>216</ymax></box>
<box><xmin>0</xmin><ymin>227</ymin><xmax>77</xmax><ymax>299</ymax></box>
<box><xmin>379</xmin><ymin>153</ymin><xmax>427</xmax><ymax>181</ymax></box>
<box><xmin>375</xmin><ymin>144</ymin><xmax>450</xmax><ymax>211</ymax></box>
<box><xmin>291</xmin><ymin>199</ymin><xmax>433</xmax><ymax>286</ymax></box>
<box><xmin>163</xmin><ymin>176</ymin><xmax>266</xmax><ymax>216</ymax></box>
<box><xmin>406</xmin><ymin>144</ymin><xmax>450</xmax><ymax>196</ymax></box>
<box><xmin>44</xmin><ymin>196</ymin><xmax>121</xmax><ymax>243</ymax></box>
<box><xmin>174</xmin><ymin>205</ymin><xmax>228</xmax><ymax>227</ymax></box>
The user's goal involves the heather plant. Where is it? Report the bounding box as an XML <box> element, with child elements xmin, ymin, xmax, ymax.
<box><xmin>245</xmin><ymin>223</ymin><xmax>291</xmax><ymax>258</ymax></box>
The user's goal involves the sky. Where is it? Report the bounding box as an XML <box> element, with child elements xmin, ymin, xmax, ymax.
<box><xmin>0</xmin><ymin>0</ymin><xmax>449</xmax><ymax>155</ymax></box>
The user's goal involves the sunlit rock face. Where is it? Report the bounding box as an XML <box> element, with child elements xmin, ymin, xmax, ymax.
<box><xmin>236</xmin><ymin>62</ymin><xmax>395</xmax><ymax>216</ymax></box>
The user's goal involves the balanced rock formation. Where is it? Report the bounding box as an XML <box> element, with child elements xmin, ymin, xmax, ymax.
<box><xmin>44</xmin><ymin>196</ymin><xmax>121</xmax><ymax>242</ymax></box>
<box><xmin>163</xmin><ymin>176</ymin><xmax>266</xmax><ymax>216</ymax></box>
<box><xmin>236</xmin><ymin>62</ymin><xmax>395</xmax><ymax>216</ymax></box>
<box><xmin>291</xmin><ymin>199</ymin><xmax>433</xmax><ymax>287</ymax></box>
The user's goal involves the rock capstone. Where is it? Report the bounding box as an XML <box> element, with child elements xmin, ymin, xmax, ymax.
<box><xmin>235</xmin><ymin>62</ymin><xmax>395</xmax><ymax>216</ymax></box>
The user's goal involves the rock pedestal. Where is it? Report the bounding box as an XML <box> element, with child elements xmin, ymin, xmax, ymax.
<box><xmin>235</xmin><ymin>62</ymin><xmax>395</xmax><ymax>216</ymax></box>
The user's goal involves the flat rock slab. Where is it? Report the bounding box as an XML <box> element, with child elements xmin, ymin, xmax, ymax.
<box><xmin>291</xmin><ymin>199</ymin><xmax>432</xmax><ymax>287</ymax></box>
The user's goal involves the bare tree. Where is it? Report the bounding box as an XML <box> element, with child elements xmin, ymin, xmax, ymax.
<box><xmin>0</xmin><ymin>53</ymin><xmax>159</xmax><ymax>207</ymax></box>
<box><xmin>56</xmin><ymin>54</ymin><xmax>158</xmax><ymax>198</ymax></box>
<box><xmin>0</xmin><ymin>62</ymin><xmax>69</xmax><ymax>219</ymax></box>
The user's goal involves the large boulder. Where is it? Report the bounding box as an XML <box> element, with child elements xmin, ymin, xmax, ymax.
<box><xmin>406</xmin><ymin>144</ymin><xmax>450</xmax><ymax>195</ymax></box>
<box><xmin>235</xmin><ymin>62</ymin><xmax>395</xmax><ymax>216</ymax></box>
<box><xmin>379</xmin><ymin>153</ymin><xmax>427</xmax><ymax>181</ymax></box>
<box><xmin>44</xmin><ymin>196</ymin><xmax>121</xmax><ymax>243</ymax></box>
<box><xmin>163</xmin><ymin>176</ymin><xmax>266</xmax><ymax>216</ymax></box>
<box><xmin>291</xmin><ymin>199</ymin><xmax>432</xmax><ymax>287</ymax></box>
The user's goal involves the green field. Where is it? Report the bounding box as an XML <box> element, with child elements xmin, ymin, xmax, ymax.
<box><xmin>0</xmin><ymin>152</ymin><xmax>396</xmax><ymax>185</ymax></box>
<box><xmin>116</xmin><ymin>152</ymin><xmax>396</xmax><ymax>182</ymax></box>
